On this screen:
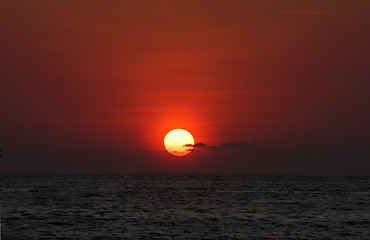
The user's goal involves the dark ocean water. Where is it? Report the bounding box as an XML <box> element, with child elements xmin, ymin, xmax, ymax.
<box><xmin>1</xmin><ymin>174</ymin><xmax>370</xmax><ymax>239</ymax></box>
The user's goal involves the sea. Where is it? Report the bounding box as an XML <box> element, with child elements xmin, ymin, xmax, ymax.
<box><xmin>1</xmin><ymin>174</ymin><xmax>370</xmax><ymax>239</ymax></box>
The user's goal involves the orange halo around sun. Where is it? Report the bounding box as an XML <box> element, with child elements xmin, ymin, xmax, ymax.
<box><xmin>164</xmin><ymin>129</ymin><xmax>194</xmax><ymax>156</ymax></box>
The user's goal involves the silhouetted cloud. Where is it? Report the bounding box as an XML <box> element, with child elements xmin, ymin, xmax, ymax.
<box><xmin>211</xmin><ymin>140</ymin><xmax>253</xmax><ymax>149</ymax></box>
<box><xmin>183</xmin><ymin>141</ymin><xmax>253</xmax><ymax>151</ymax></box>
<box><xmin>184</xmin><ymin>142</ymin><xmax>207</xmax><ymax>148</ymax></box>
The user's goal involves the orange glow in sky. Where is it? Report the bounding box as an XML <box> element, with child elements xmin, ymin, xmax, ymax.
<box><xmin>1</xmin><ymin>0</ymin><xmax>370</xmax><ymax>173</ymax></box>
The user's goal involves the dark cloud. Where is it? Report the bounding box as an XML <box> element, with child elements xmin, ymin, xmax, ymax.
<box><xmin>184</xmin><ymin>142</ymin><xmax>207</xmax><ymax>148</ymax></box>
<box><xmin>186</xmin><ymin>141</ymin><xmax>253</xmax><ymax>149</ymax></box>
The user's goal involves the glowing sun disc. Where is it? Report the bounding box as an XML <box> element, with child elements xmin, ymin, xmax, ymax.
<box><xmin>164</xmin><ymin>129</ymin><xmax>194</xmax><ymax>156</ymax></box>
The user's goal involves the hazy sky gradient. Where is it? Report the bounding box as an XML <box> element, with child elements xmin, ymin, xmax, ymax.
<box><xmin>1</xmin><ymin>0</ymin><xmax>369</xmax><ymax>173</ymax></box>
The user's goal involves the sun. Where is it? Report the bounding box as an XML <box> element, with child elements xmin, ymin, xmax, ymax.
<box><xmin>164</xmin><ymin>129</ymin><xmax>194</xmax><ymax>157</ymax></box>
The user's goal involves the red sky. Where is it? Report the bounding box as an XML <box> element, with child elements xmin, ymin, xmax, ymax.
<box><xmin>1</xmin><ymin>0</ymin><xmax>370</xmax><ymax>173</ymax></box>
